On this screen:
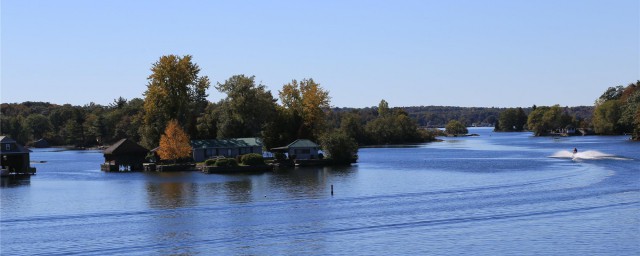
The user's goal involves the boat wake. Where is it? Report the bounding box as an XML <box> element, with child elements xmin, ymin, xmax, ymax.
<box><xmin>549</xmin><ymin>150</ymin><xmax>629</xmax><ymax>161</ymax></box>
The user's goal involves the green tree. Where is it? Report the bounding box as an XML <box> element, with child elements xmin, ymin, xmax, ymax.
<box><xmin>378</xmin><ymin>99</ymin><xmax>390</xmax><ymax>117</ymax></box>
<box><xmin>142</xmin><ymin>54</ymin><xmax>210</xmax><ymax>148</ymax></box>
<box><xmin>196</xmin><ymin>103</ymin><xmax>220</xmax><ymax>139</ymax></box>
<box><xmin>320</xmin><ymin>131</ymin><xmax>358</xmax><ymax>164</ymax></box>
<box><xmin>543</xmin><ymin>106</ymin><xmax>561</xmax><ymax>132</ymax></box>
<box><xmin>498</xmin><ymin>108</ymin><xmax>518</xmax><ymax>131</ymax></box>
<box><xmin>339</xmin><ymin>112</ymin><xmax>367</xmax><ymax>144</ymax></box>
<box><xmin>84</xmin><ymin>113</ymin><xmax>102</xmax><ymax>145</ymax></box>
<box><xmin>49</xmin><ymin>104</ymin><xmax>80</xmax><ymax>144</ymax></box>
<box><xmin>363</xmin><ymin>101</ymin><xmax>428</xmax><ymax>144</ymax></box>
<box><xmin>527</xmin><ymin>106</ymin><xmax>549</xmax><ymax>136</ymax></box>
<box><xmin>633</xmin><ymin>108</ymin><xmax>640</xmax><ymax>141</ymax></box>
<box><xmin>527</xmin><ymin>105</ymin><xmax>573</xmax><ymax>136</ymax></box>
<box><xmin>1</xmin><ymin>115</ymin><xmax>29</xmax><ymax>144</ymax></box>
<box><xmin>62</xmin><ymin>119</ymin><xmax>83</xmax><ymax>146</ymax></box>
<box><xmin>364</xmin><ymin>116</ymin><xmax>392</xmax><ymax>144</ymax></box>
<box><xmin>262</xmin><ymin>105</ymin><xmax>298</xmax><ymax>149</ymax></box>
<box><xmin>592</xmin><ymin>100</ymin><xmax>622</xmax><ymax>134</ymax></box>
<box><xmin>395</xmin><ymin>110</ymin><xmax>421</xmax><ymax>142</ymax></box>
<box><xmin>591</xmin><ymin>82</ymin><xmax>639</xmax><ymax>137</ymax></box>
<box><xmin>515</xmin><ymin>107</ymin><xmax>527</xmax><ymax>131</ymax></box>
<box><xmin>595</xmin><ymin>85</ymin><xmax>624</xmax><ymax>105</ymax></box>
<box><xmin>618</xmin><ymin>82</ymin><xmax>640</xmax><ymax>134</ymax></box>
<box><xmin>105</xmin><ymin>97</ymin><xmax>144</xmax><ymax>143</ymax></box>
<box><xmin>24</xmin><ymin>114</ymin><xmax>51</xmax><ymax>141</ymax></box>
<box><xmin>445</xmin><ymin>120</ymin><xmax>468</xmax><ymax>136</ymax></box>
<box><xmin>215</xmin><ymin>75</ymin><xmax>277</xmax><ymax>138</ymax></box>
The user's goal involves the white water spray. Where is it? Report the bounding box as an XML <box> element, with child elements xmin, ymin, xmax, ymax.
<box><xmin>550</xmin><ymin>150</ymin><xmax>628</xmax><ymax>161</ymax></box>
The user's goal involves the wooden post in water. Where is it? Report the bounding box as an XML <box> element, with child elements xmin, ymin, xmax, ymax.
<box><xmin>331</xmin><ymin>184</ymin><xmax>334</xmax><ymax>196</ymax></box>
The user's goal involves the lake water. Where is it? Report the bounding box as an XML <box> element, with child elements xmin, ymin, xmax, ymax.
<box><xmin>1</xmin><ymin>128</ymin><xmax>639</xmax><ymax>255</ymax></box>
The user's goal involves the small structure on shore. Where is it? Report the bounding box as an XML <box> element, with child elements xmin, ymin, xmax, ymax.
<box><xmin>31</xmin><ymin>138</ymin><xmax>50</xmax><ymax>148</ymax></box>
<box><xmin>271</xmin><ymin>139</ymin><xmax>320</xmax><ymax>160</ymax></box>
<box><xmin>191</xmin><ymin>138</ymin><xmax>263</xmax><ymax>162</ymax></box>
<box><xmin>101</xmin><ymin>139</ymin><xmax>149</xmax><ymax>172</ymax></box>
<box><xmin>1</xmin><ymin>136</ymin><xmax>36</xmax><ymax>177</ymax></box>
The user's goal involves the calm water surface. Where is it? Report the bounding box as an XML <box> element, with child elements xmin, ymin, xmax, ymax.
<box><xmin>2</xmin><ymin>128</ymin><xmax>639</xmax><ymax>255</ymax></box>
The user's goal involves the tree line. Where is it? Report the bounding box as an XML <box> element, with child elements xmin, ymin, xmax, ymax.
<box><xmin>327</xmin><ymin>105</ymin><xmax>593</xmax><ymax>129</ymax></box>
<box><xmin>492</xmin><ymin>81</ymin><xmax>639</xmax><ymax>141</ymax></box>
<box><xmin>0</xmin><ymin>55</ymin><xmax>435</xmax><ymax>152</ymax></box>
<box><xmin>2</xmin><ymin>54</ymin><xmax>637</xmax><ymax>147</ymax></box>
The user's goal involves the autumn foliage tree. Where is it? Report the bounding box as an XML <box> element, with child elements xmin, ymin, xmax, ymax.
<box><xmin>278</xmin><ymin>78</ymin><xmax>330</xmax><ymax>140</ymax></box>
<box><xmin>158</xmin><ymin>120</ymin><xmax>192</xmax><ymax>163</ymax></box>
<box><xmin>141</xmin><ymin>55</ymin><xmax>210</xmax><ymax>148</ymax></box>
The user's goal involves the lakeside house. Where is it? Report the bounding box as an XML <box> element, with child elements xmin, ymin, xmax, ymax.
<box><xmin>191</xmin><ymin>138</ymin><xmax>263</xmax><ymax>162</ymax></box>
<box><xmin>0</xmin><ymin>136</ymin><xmax>36</xmax><ymax>176</ymax></box>
<box><xmin>101</xmin><ymin>139</ymin><xmax>149</xmax><ymax>171</ymax></box>
<box><xmin>271</xmin><ymin>139</ymin><xmax>320</xmax><ymax>160</ymax></box>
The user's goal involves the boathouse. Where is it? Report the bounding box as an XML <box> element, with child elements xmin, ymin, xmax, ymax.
<box><xmin>101</xmin><ymin>139</ymin><xmax>149</xmax><ymax>171</ymax></box>
<box><xmin>31</xmin><ymin>138</ymin><xmax>50</xmax><ymax>148</ymax></box>
<box><xmin>191</xmin><ymin>138</ymin><xmax>263</xmax><ymax>162</ymax></box>
<box><xmin>0</xmin><ymin>136</ymin><xmax>36</xmax><ymax>176</ymax></box>
<box><xmin>271</xmin><ymin>139</ymin><xmax>320</xmax><ymax>160</ymax></box>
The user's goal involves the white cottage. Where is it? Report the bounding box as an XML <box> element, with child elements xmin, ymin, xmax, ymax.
<box><xmin>271</xmin><ymin>139</ymin><xmax>320</xmax><ymax>160</ymax></box>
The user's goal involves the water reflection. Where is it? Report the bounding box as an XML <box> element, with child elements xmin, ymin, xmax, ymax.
<box><xmin>223</xmin><ymin>179</ymin><xmax>254</xmax><ymax>203</ymax></box>
<box><xmin>146</xmin><ymin>180</ymin><xmax>198</xmax><ymax>209</ymax></box>
<box><xmin>0</xmin><ymin>177</ymin><xmax>31</xmax><ymax>187</ymax></box>
<box><xmin>362</xmin><ymin>144</ymin><xmax>423</xmax><ymax>148</ymax></box>
<box><xmin>270</xmin><ymin>166</ymin><xmax>357</xmax><ymax>198</ymax></box>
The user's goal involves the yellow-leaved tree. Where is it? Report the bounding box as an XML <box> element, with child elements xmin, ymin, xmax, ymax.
<box><xmin>278</xmin><ymin>78</ymin><xmax>330</xmax><ymax>141</ymax></box>
<box><xmin>158</xmin><ymin>119</ymin><xmax>192</xmax><ymax>163</ymax></box>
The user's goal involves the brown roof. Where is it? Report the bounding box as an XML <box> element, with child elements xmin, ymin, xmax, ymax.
<box><xmin>103</xmin><ymin>139</ymin><xmax>148</xmax><ymax>155</ymax></box>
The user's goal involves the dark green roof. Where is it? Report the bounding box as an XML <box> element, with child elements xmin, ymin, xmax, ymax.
<box><xmin>0</xmin><ymin>136</ymin><xmax>30</xmax><ymax>154</ymax></box>
<box><xmin>0</xmin><ymin>136</ymin><xmax>15</xmax><ymax>143</ymax></box>
<box><xmin>191</xmin><ymin>138</ymin><xmax>263</xmax><ymax>149</ymax></box>
<box><xmin>271</xmin><ymin>139</ymin><xmax>319</xmax><ymax>151</ymax></box>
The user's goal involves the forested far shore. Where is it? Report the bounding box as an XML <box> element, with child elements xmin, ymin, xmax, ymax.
<box><xmin>1</xmin><ymin>55</ymin><xmax>638</xmax><ymax>150</ymax></box>
<box><xmin>329</xmin><ymin>105</ymin><xmax>594</xmax><ymax>128</ymax></box>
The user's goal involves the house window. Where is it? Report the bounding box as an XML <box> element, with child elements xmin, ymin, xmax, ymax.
<box><xmin>5</xmin><ymin>144</ymin><xmax>10</xmax><ymax>150</ymax></box>
<box><xmin>301</xmin><ymin>149</ymin><xmax>310</xmax><ymax>154</ymax></box>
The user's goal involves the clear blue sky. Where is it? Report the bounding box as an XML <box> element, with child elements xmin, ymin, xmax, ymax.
<box><xmin>2</xmin><ymin>0</ymin><xmax>638</xmax><ymax>108</ymax></box>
